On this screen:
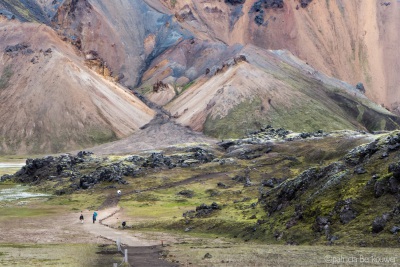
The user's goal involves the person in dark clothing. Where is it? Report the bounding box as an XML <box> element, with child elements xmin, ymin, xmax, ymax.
<box><xmin>79</xmin><ymin>212</ymin><xmax>84</xmax><ymax>224</ymax></box>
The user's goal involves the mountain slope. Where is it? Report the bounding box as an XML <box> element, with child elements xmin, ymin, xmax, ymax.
<box><xmin>0</xmin><ymin>0</ymin><xmax>399</xmax><ymax>155</ymax></box>
<box><xmin>51</xmin><ymin>0</ymin><xmax>193</xmax><ymax>87</ymax></box>
<box><xmin>0</xmin><ymin>0</ymin><xmax>49</xmax><ymax>23</ymax></box>
<box><xmin>165</xmin><ymin>45</ymin><xmax>400</xmax><ymax>138</ymax></box>
<box><xmin>5</xmin><ymin>0</ymin><xmax>398</xmax><ymax>110</ymax></box>
<box><xmin>158</xmin><ymin>0</ymin><xmax>400</xmax><ymax>110</ymax></box>
<box><xmin>0</xmin><ymin>18</ymin><xmax>155</xmax><ymax>154</ymax></box>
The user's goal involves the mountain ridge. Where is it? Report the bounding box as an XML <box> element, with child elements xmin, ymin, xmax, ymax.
<box><xmin>0</xmin><ymin>0</ymin><xmax>399</xmax><ymax>154</ymax></box>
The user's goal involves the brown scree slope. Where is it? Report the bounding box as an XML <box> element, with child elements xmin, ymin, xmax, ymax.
<box><xmin>0</xmin><ymin>18</ymin><xmax>155</xmax><ymax>154</ymax></box>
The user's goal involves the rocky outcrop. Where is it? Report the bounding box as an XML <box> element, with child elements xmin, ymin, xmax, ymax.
<box><xmin>225</xmin><ymin>0</ymin><xmax>246</xmax><ymax>5</ymax></box>
<box><xmin>264</xmin><ymin>0</ymin><xmax>284</xmax><ymax>9</ymax></box>
<box><xmin>8</xmin><ymin>146</ymin><xmax>216</xmax><ymax>192</ymax></box>
<box><xmin>372</xmin><ymin>213</ymin><xmax>391</xmax><ymax>233</ymax></box>
<box><xmin>4</xmin><ymin>43</ymin><xmax>33</xmax><ymax>55</ymax></box>
<box><xmin>335</xmin><ymin>199</ymin><xmax>358</xmax><ymax>224</ymax></box>
<box><xmin>250</xmin><ymin>0</ymin><xmax>284</xmax><ymax>25</ymax></box>
<box><xmin>178</xmin><ymin>190</ymin><xmax>194</xmax><ymax>198</ymax></box>
<box><xmin>183</xmin><ymin>202</ymin><xmax>221</xmax><ymax>219</ymax></box>
<box><xmin>299</xmin><ymin>0</ymin><xmax>312</xmax><ymax>8</ymax></box>
<box><xmin>344</xmin><ymin>141</ymin><xmax>379</xmax><ymax>165</ymax></box>
<box><xmin>263</xmin><ymin>162</ymin><xmax>348</xmax><ymax>212</ymax></box>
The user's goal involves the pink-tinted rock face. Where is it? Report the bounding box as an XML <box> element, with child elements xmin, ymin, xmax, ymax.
<box><xmin>156</xmin><ymin>0</ymin><xmax>400</xmax><ymax>110</ymax></box>
<box><xmin>0</xmin><ymin>19</ymin><xmax>155</xmax><ymax>154</ymax></box>
<box><xmin>3</xmin><ymin>0</ymin><xmax>400</xmax><ymax>110</ymax></box>
<box><xmin>28</xmin><ymin>0</ymin><xmax>400</xmax><ymax>110</ymax></box>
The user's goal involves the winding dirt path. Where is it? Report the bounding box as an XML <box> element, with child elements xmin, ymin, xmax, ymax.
<box><xmin>87</xmin><ymin>172</ymin><xmax>232</xmax><ymax>265</ymax></box>
<box><xmin>80</xmin><ymin>207</ymin><xmax>177</xmax><ymax>266</ymax></box>
<box><xmin>81</xmin><ymin>207</ymin><xmax>158</xmax><ymax>247</ymax></box>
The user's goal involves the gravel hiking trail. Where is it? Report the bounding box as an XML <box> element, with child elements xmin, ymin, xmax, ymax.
<box><xmin>81</xmin><ymin>207</ymin><xmax>177</xmax><ymax>267</ymax></box>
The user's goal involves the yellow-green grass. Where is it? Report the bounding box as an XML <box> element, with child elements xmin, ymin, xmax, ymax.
<box><xmin>119</xmin><ymin>172</ymin><xmax>264</xmax><ymax>238</ymax></box>
<box><xmin>2</xmin><ymin>130</ymin><xmax>397</xmax><ymax>250</ymax></box>
<box><xmin>46</xmin><ymin>191</ymin><xmax>111</xmax><ymax>211</ymax></box>
<box><xmin>0</xmin><ymin>169</ymin><xmax>19</xmax><ymax>177</ymax></box>
<box><xmin>0</xmin><ymin>243</ymin><xmax>122</xmax><ymax>267</ymax></box>
<box><xmin>111</xmin><ymin>132</ymin><xmax>398</xmax><ymax>246</ymax></box>
<box><xmin>116</xmin><ymin>139</ymin><xmax>332</xmax><ymax>229</ymax></box>
<box><xmin>0</xmin><ymin>206</ymin><xmax>57</xmax><ymax>222</ymax></box>
<box><xmin>0</xmin><ymin>158</ymin><xmax>26</xmax><ymax>176</ymax></box>
<box><xmin>167</xmin><ymin>241</ymin><xmax>400</xmax><ymax>267</ymax></box>
<box><xmin>0</xmin><ymin>65</ymin><xmax>13</xmax><ymax>90</ymax></box>
<box><xmin>0</xmin><ymin>156</ymin><xmax>30</xmax><ymax>162</ymax></box>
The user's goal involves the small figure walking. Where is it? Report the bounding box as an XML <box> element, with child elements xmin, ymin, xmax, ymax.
<box><xmin>93</xmin><ymin>211</ymin><xmax>98</xmax><ymax>224</ymax></box>
<box><xmin>79</xmin><ymin>212</ymin><xmax>84</xmax><ymax>224</ymax></box>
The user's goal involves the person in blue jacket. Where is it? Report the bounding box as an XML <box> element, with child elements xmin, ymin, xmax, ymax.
<box><xmin>93</xmin><ymin>211</ymin><xmax>98</xmax><ymax>224</ymax></box>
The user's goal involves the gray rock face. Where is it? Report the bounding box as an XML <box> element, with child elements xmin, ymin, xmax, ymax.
<box><xmin>344</xmin><ymin>141</ymin><xmax>379</xmax><ymax>165</ymax></box>
<box><xmin>389</xmin><ymin>163</ymin><xmax>400</xmax><ymax>179</ymax></box>
<box><xmin>225</xmin><ymin>0</ymin><xmax>246</xmax><ymax>5</ymax></box>
<box><xmin>178</xmin><ymin>190</ymin><xmax>194</xmax><ymax>198</ymax></box>
<box><xmin>314</xmin><ymin>216</ymin><xmax>330</xmax><ymax>232</ymax></box>
<box><xmin>372</xmin><ymin>214</ymin><xmax>390</xmax><ymax>233</ymax></box>
<box><xmin>354</xmin><ymin>166</ymin><xmax>367</xmax><ymax>174</ymax></box>
<box><xmin>0</xmin><ymin>9</ymin><xmax>15</xmax><ymax>20</ymax></box>
<box><xmin>339</xmin><ymin>206</ymin><xmax>357</xmax><ymax>224</ymax></box>
<box><xmin>390</xmin><ymin>226</ymin><xmax>400</xmax><ymax>234</ymax></box>
<box><xmin>299</xmin><ymin>0</ymin><xmax>313</xmax><ymax>8</ymax></box>
<box><xmin>53</xmin><ymin>0</ymin><xmax>193</xmax><ymax>86</ymax></box>
<box><xmin>264</xmin><ymin>0</ymin><xmax>284</xmax><ymax>8</ymax></box>
<box><xmin>0</xmin><ymin>0</ymin><xmax>49</xmax><ymax>23</ymax></box>
<box><xmin>262</xmin><ymin>178</ymin><xmax>277</xmax><ymax>188</ymax></box>
<box><xmin>183</xmin><ymin>202</ymin><xmax>221</xmax><ymax>219</ymax></box>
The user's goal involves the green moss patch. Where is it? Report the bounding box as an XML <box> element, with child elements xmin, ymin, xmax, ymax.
<box><xmin>0</xmin><ymin>65</ymin><xmax>13</xmax><ymax>90</ymax></box>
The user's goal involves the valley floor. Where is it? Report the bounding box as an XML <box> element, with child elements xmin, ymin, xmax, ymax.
<box><xmin>1</xmin><ymin>199</ymin><xmax>400</xmax><ymax>266</ymax></box>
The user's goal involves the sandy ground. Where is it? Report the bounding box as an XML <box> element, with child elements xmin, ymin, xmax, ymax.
<box><xmin>81</xmin><ymin>207</ymin><xmax>161</xmax><ymax>246</ymax></box>
<box><xmin>0</xmin><ymin>203</ymin><xmax>179</xmax><ymax>266</ymax></box>
<box><xmin>0</xmin><ymin>205</ymin><xmax>168</xmax><ymax>246</ymax></box>
<box><xmin>0</xmin><ymin>207</ymin><xmax>103</xmax><ymax>244</ymax></box>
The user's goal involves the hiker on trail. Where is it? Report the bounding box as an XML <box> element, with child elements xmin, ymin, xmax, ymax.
<box><xmin>93</xmin><ymin>211</ymin><xmax>98</xmax><ymax>224</ymax></box>
<box><xmin>122</xmin><ymin>221</ymin><xmax>126</xmax><ymax>229</ymax></box>
<box><xmin>79</xmin><ymin>212</ymin><xmax>84</xmax><ymax>224</ymax></box>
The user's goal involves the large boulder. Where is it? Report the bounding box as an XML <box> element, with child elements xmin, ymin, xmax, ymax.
<box><xmin>372</xmin><ymin>214</ymin><xmax>391</xmax><ymax>233</ymax></box>
<box><xmin>225</xmin><ymin>0</ymin><xmax>246</xmax><ymax>5</ymax></box>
